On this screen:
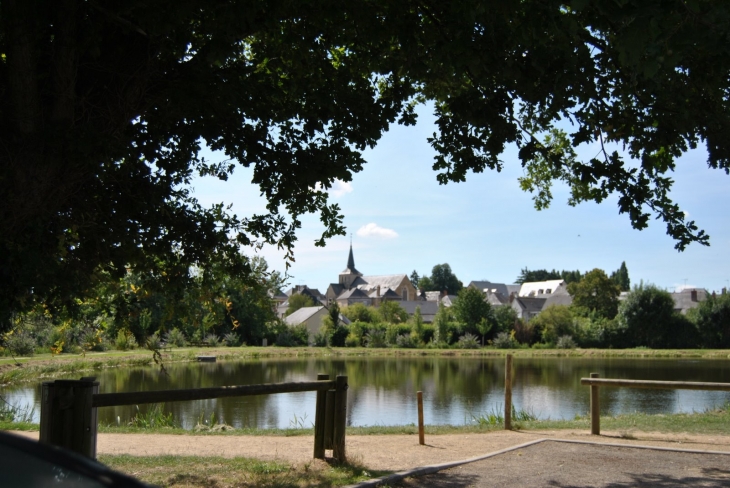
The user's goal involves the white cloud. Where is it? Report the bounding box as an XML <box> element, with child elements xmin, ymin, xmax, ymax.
<box><xmin>330</xmin><ymin>180</ymin><xmax>353</xmax><ymax>198</ymax></box>
<box><xmin>314</xmin><ymin>179</ymin><xmax>353</xmax><ymax>198</ymax></box>
<box><xmin>356</xmin><ymin>223</ymin><xmax>398</xmax><ymax>239</ymax></box>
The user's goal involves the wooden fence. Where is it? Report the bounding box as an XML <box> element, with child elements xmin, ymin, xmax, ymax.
<box><xmin>581</xmin><ymin>374</ymin><xmax>730</xmax><ymax>435</ymax></box>
<box><xmin>39</xmin><ymin>374</ymin><xmax>348</xmax><ymax>461</ymax></box>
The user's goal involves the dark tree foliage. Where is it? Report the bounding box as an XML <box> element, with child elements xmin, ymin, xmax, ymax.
<box><xmin>452</xmin><ymin>286</ymin><xmax>494</xmax><ymax>340</ymax></box>
<box><xmin>516</xmin><ymin>268</ymin><xmax>583</xmax><ymax>284</ymax></box>
<box><xmin>610</xmin><ymin>262</ymin><xmax>631</xmax><ymax>291</ymax></box>
<box><xmin>409</xmin><ymin>271</ymin><xmax>420</xmax><ymax>289</ymax></box>
<box><xmin>615</xmin><ymin>284</ymin><xmax>698</xmax><ymax>348</ymax></box>
<box><xmin>692</xmin><ymin>293</ymin><xmax>730</xmax><ymax>348</ymax></box>
<box><xmin>2</xmin><ymin>1</ymin><xmax>729</xmax><ymax>333</ymax></box>
<box><xmin>427</xmin><ymin>264</ymin><xmax>463</xmax><ymax>295</ymax></box>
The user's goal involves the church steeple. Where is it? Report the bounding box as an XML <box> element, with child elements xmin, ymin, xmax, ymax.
<box><xmin>339</xmin><ymin>238</ymin><xmax>362</xmax><ymax>287</ymax></box>
<box><xmin>344</xmin><ymin>242</ymin><xmax>359</xmax><ymax>274</ymax></box>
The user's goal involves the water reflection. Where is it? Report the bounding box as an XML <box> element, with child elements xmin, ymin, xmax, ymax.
<box><xmin>4</xmin><ymin>357</ymin><xmax>730</xmax><ymax>429</ymax></box>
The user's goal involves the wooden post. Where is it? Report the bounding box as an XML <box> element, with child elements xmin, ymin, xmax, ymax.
<box><xmin>39</xmin><ymin>378</ymin><xmax>99</xmax><ymax>459</ymax></box>
<box><xmin>417</xmin><ymin>391</ymin><xmax>425</xmax><ymax>445</ymax></box>
<box><xmin>504</xmin><ymin>354</ymin><xmax>513</xmax><ymax>430</ymax></box>
<box><xmin>313</xmin><ymin>374</ymin><xmax>329</xmax><ymax>459</ymax></box>
<box><xmin>324</xmin><ymin>389</ymin><xmax>335</xmax><ymax>449</ymax></box>
<box><xmin>590</xmin><ymin>372</ymin><xmax>600</xmax><ymax>435</ymax></box>
<box><xmin>333</xmin><ymin>375</ymin><xmax>348</xmax><ymax>462</ymax></box>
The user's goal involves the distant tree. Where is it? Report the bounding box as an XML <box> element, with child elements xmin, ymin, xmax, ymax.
<box><xmin>690</xmin><ymin>293</ymin><xmax>730</xmax><ymax>348</ymax></box>
<box><xmin>616</xmin><ymin>284</ymin><xmax>697</xmax><ymax>348</ymax></box>
<box><xmin>417</xmin><ymin>276</ymin><xmax>435</xmax><ymax>292</ymax></box>
<box><xmin>432</xmin><ymin>303</ymin><xmax>454</xmax><ymax>345</ymax></box>
<box><xmin>516</xmin><ymin>268</ymin><xmax>583</xmax><ymax>284</ymax></box>
<box><xmin>530</xmin><ymin>305</ymin><xmax>575</xmax><ymax>344</ymax></box>
<box><xmin>328</xmin><ymin>303</ymin><xmax>341</xmax><ymax>329</ymax></box>
<box><xmin>410</xmin><ymin>306</ymin><xmax>424</xmax><ymax>341</ymax></box>
<box><xmin>452</xmin><ymin>287</ymin><xmax>494</xmax><ymax>343</ymax></box>
<box><xmin>493</xmin><ymin>305</ymin><xmax>519</xmax><ymax>335</ymax></box>
<box><xmin>610</xmin><ymin>262</ymin><xmax>631</xmax><ymax>291</ymax></box>
<box><xmin>285</xmin><ymin>294</ymin><xmax>315</xmax><ymax>317</ymax></box>
<box><xmin>409</xmin><ymin>271</ymin><xmax>420</xmax><ymax>289</ymax></box>
<box><xmin>568</xmin><ymin>269</ymin><xmax>620</xmax><ymax>319</ymax></box>
<box><xmin>377</xmin><ymin>301</ymin><xmax>408</xmax><ymax>324</ymax></box>
<box><xmin>516</xmin><ymin>268</ymin><xmax>561</xmax><ymax>284</ymax></box>
<box><xmin>429</xmin><ymin>264</ymin><xmax>463</xmax><ymax>295</ymax></box>
<box><xmin>341</xmin><ymin>303</ymin><xmax>376</xmax><ymax>323</ymax></box>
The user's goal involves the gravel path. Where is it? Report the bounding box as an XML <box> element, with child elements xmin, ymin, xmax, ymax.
<box><xmin>391</xmin><ymin>440</ymin><xmax>730</xmax><ymax>488</ymax></box>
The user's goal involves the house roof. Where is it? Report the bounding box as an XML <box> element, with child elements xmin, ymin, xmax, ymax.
<box><xmin>543</xmin><ymin>293</ymin><xmax>573</xmax><ymax>308</ymax></box>
<box><xmin>670</xmin><ymin>288</ymin><xmax>708</xmax><ymax>313</ymax></box>
<box><xmin>284</xmin><ymin>306</ymin><xmax>324</xmax><ymax>325</ymax></box>
<box><xmin>513</xmin><ymin>296</ymin><xmax>547</xmax><ymax>313</ymax></box>
<box><xmin>338</xmin><ymin>288</ymin><xmax>370</xmax><ymax>299</ymax></box>
<box><xmin>356</xmin><ymin>274</ymin><xmax>408</xmax><ymax>291</ymax></box>
<box><xmin>519</xmin><ymin>280</ymin><xmax>566</xmax><ymax>297</ymax></box>
<box><xmin>469</xmin><ymin>281</ymin><xmax>514</xmax><ymax>297</ymax></box>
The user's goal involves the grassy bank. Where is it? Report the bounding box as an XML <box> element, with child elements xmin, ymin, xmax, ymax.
<box><xmin>3</xmin><ymin>345</ymin><xmax>730</xmax><ymax>387</ymax></box>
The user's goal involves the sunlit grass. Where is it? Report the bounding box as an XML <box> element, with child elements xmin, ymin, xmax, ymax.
<box><xmin>99</xmin><ymin>453</ymin><xmax>387</xmax><ymax>488</ymax></box>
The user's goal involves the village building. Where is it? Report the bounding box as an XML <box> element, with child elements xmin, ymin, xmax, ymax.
<box><xmin>325</xmin><ymin>244</ymin><xmax>417</xmax><ymax>307</ymax></box>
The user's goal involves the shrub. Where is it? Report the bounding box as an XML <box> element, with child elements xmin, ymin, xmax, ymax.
<box><xmin>115</xmin><ymin>330</ymin><xmax>138</xmax><ymax>351</ymax></box>
<box><xmin>345</xmin><ymin>332</ymin><xmax>361</xmax><ymax>347</ymax></box>
<box><xmin>204</xmin><ymin>333</ymin><xmax>220</xmax><ymax>346</ymax></box>
<box><xmin>164</xmin><ymin>328</ymin><xmax>187</xmax><ymax>347</ymax></box>
<box><xmin>80</xmin><ymin>329</ymin><xmax>107</xmax><ymax>352</ymax></box>
<box><xmin>421</xmin><ymin>324</ymin><xmax>435</xmax><ymax>344</ymax></box>
<box><xmin>396</xmin><ymin>333</ymin><xmax>419</xmax><ymax>348</ymax></box>
<box><xmin>492</xmin><ymin>331</ymin><xmax>518</xmax><ymax>349</ymax></box>
<box><xmin>312</xmin><ymin>331</ymin><xmax>329</xmax><ymax>347</ymax></box>
<box><xmin>276</xmin><ymin>324</ymin><xmax>309</xmax><ymax>347</ymax></box>
<box><xmin>556</xmin><ymin>335</ymin><xmax>577</xmax><ymax>349</ymax></box>
<box><xmin>385</xmin><ymin>323</ymin><xmax>412</xmax><ymax>345</ymax></box>
<box><xmin>222</xmin><ymin>332</ymin><xmax>241</xmax><ymax>347</ymax></box>
<box><xmin>3</xmin><ymin>330</ymin><xmax>36</xmax><ymax>356</ymax></box>
<box><xmin>145</xmin><ymin>331</ymin><xmax>163</xmax><ymax>350</ymax></box>
<box><xmin>364</xmin><ymin>328</ymin><xmax>387</xmax><ymax>348</ymax></box>
<box><xmin>456</xmin><ymin>332</ymin><xmax>480</xmax><ymax>349</ymax></box>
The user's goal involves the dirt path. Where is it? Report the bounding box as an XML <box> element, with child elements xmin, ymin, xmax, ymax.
<box><xmin>12</xmin><ymin>429</ymin><xmax>730</xmax><ymax>472</ymax></box>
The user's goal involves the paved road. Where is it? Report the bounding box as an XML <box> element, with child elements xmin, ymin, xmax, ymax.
<box><xmin>364</xmin><ymin>440</ymin><xmax>730</xmax><ymax>488</ymax></box>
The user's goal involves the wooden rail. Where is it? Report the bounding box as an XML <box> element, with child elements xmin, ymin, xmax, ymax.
<box><xmin>40</xmin><ymin>375</ymin><xmax>348</xmax><ymax>462</ymax></box>
<box><xmin>580</xmin><ymin>374</ymin><xmax>730</xmax><ymax>435</ymax></box>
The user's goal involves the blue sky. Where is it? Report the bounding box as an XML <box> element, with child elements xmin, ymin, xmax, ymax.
<box><xmin>193</xmin><ymin>105</ymin><xmax>730</xmax><ymax>294</ymax></box>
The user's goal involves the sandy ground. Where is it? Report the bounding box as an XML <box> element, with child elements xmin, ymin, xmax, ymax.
<box><xmin>12</xmin><ymin>429</ymin><xmax>730</xmax><ymax>473</ymax></box>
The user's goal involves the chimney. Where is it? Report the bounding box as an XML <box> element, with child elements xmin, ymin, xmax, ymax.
<box><xmin>376</xmin><ymin>285</ymin><xmax>380</xmax><ymax>297</ymax></box>
<box><xmin>691</xmin><ymin>290</ymin><xmax>698</xmax><ymax>302</ymax></box>
<box><xmin>723</xmin><ymin>287</ymin><xmax>727</xmax><ymax>295</ymax></box>
<box><xmin>442</xmin><ymin>290</ymin><xmax>447</xmax><ymax>298</ymax></box>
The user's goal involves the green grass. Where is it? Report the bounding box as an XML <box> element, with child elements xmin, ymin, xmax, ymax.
<box><xmin>98</xmin><ymin>453</ymin><xmax>387</xmax><ymax>487</ymax></box>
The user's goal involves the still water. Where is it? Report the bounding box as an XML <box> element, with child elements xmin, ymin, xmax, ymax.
<box><xmin>4</xmin><ymin>357</ymin><xmax>730</xmax><ymax>429</ymax></box>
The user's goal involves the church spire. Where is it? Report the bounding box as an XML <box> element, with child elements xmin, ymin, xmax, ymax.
<box><xmin>344</xmin><ymin>240</ymin><xmax>359</xmax><ymax>274</ymax></box>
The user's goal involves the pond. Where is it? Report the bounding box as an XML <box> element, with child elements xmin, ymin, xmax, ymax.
<box><xmin>3</xmin><ymin>356</ymin><xmax>730</xmax><ymax>429</ymax></box>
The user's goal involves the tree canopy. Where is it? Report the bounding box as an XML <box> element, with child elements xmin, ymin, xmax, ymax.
<box><xmin>515</xmin><ymin>268</ymin><xmax>583</xmax><ymax>284</ymax></box>
<box><xmin>567</xmin><ymin>269</ymin><xmax>621</xmax><ymax>319</ymax></box>
<box><xmin>3</xmin><ymin>1</ymin><xmax>729</xmax><ymax>331</ymax></box>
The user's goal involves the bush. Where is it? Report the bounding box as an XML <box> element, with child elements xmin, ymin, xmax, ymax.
<box><xmin>276</xmin><ymin>324</ymin><xmax>309</xmax><ymax>347</ymax></box>
<box><xmin>312</xmin><ymin>331</ymin><xmax>329</xmax><ymax>347</ymax></box>
<box><xmin>364</xmin><ymin>328</ymin><xmax>387</xmax><ymax>348</ymax></box>
<box><xmin>80</xmin><ymin>329</ymin><xmax>107</xmax><ymax>352</ymax></box>
<box><xmin>492</xmin><ymin>331</ymin><xmax>518</xmax><ymax>349</ymax></box>
<box><xmin>556</xmin><ymin>335</ymin><xmax>577</xmax><ymax>349</ymax></box>
<box><xmin>164</xmin><ymin>327</ymin><xmax>187</xmax><ymax>347</ymax></box>
<box><xmin>3</xmin><ymin>330</ymin><xmax>36</xmax><ymax>356</ymax></box>
<box><xmin>395</xmin><ymin>333</ymin><xmax>419</xmax><ymax>348</ymax></box>
<box><xmin>385</xmin><ymin>323</ymin><xmax>412</xmax><ymax>345</ymax></box>
<box><xmin>421</xmin><ymin>324</ymin><xmax>435</xmax><ymax>344</ymax></box>
<box><xmin>345</xmin><ymin>332</ymin><xmax>360</xmax><ymax>347</ymax></box>
<box><xmin>222</xmin><ymin>332</ymin><xmax>241</xmax><ymax>347</ymax></box>
<box><xmin>204</xmin><ymin>333</ymin><xmax>220</xmax><ymax>346</ymax></box>
<box><xmin>456</xmin><ymin>332</ymin><xmax>480</xmax><ymax>349</ymax></box>
<box><xmin>145</xmin><ymin>331</ymin><xmax>163</xmax><ymax>350</ymax></box>
<box><xmin>115</xmin><ymin>330</ymin><xmax>138</xmax><ymax>350</ymax></box>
